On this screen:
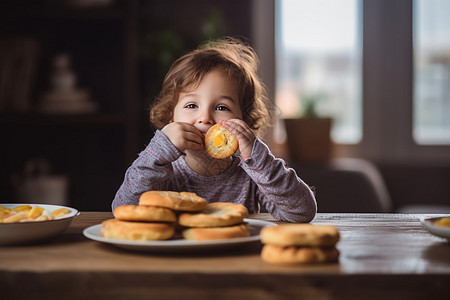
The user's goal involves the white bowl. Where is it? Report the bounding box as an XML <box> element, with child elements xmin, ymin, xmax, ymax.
<box><xmin>0</xmin><ymin>203</ymin><xmax>79</xmax><ymax>246</ymax></box>
<box><xmin>420</xmin><ymin>216</ymin><xmax>450</xmax><ymax>242</ymax></box>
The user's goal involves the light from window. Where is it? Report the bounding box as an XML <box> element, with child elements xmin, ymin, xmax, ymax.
<box><xmin>413</xmin><ymin>0</ymin><xmax>450</xmax><ymax>145</ymax></box>
<box><xmin>275</xmin><ymin>0</ymin><xmax>362</xmax><ymax>144</ymax></box>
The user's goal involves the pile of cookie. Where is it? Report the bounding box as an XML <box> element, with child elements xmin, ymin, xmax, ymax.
<box><xmin>178</xmin><ymin>201</ymin><xmax>250</xmax><ymax>240</ymax></box>
<box><xmin>260</xmin><ymin>224</ymin><xmax>340</xmax><ymax>265</ymax></box>
<box><xmin>100</xmin><ymin>191</ymin><xmax>250</xmax><ymax>241</ymax></box>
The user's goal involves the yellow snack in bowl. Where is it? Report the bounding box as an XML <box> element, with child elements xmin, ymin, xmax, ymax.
<box><xmin>51</xmin><ymin>208</ymin><xmax>71</xmax><ymax>218</ymax></box>
<box><xmin>0</xmin><ymin>205</ymin><xmax>71</xmax><ymax>223</ymax></box>
<box><xmin>434</xmin><ymin>218</ymin><xmax>450</xmax><ymax>227</ymax></box>
<box><xmin>27</xmin><ymin>206</ymin><xmax>45</xmax><ymax>219</ymax></box>
<box><xmin>0</xmin><ymin>206</ymin><xmax>12</xmax><ymax>214</ymax></box>
<box><xmin>3</xmin><ymin>211</ymin><xmax>28</xmax><ymax>223</ymax></box>
<box><xmin>35</xmin><ymin>211</ymin><xmax>52</xmax><ymax>221</ymax></box>
<box><xmin>0</xmin><ymin>206</ymin><xmax>12</xmax><ymax>222</ymax></box>
<box><xmin>12</xmin><ymin>205</ymin><xmax>32</xmax><ymax>212</ymax></box>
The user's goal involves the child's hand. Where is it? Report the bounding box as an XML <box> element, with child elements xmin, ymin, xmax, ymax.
<box><xmin>161</xmin><ymin>122</ymin><xmax>204</xmax><ymax>152</ymax></box>
<box><xmin>219</xmin><ymin>119</ymin><xmax>256</xmax><ymax>161</ymax></box>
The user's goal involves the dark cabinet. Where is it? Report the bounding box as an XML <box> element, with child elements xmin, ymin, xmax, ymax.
<box><xmin>0</xmin><ymin>0</ymin><xmax>140</xmax><ymax>210</ymax></box>
<box><xmin>0</xmin><ymin>0</ymin><xmax>252</xmax><ymax>211</ymax></box>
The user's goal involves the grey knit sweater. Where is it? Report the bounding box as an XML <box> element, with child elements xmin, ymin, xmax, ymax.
<box><xmin>112</xmin><ymin>130</ymin><xmax>317</xmax><ymax>223</ymax></box>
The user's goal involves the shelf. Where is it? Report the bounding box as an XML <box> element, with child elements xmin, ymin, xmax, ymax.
<box><xmin>0</xmin><ymin>0</ymin><xmax>139</xmax><ymax>211</ymax></box>
<box><xmin>0</xmin><ymin>112</ymin><xmax>128</xmax><ymax>126</ymax></box>
<box><xmin>0</xmin><ymin>2</ymin><xmax>126</xmax><ymax>21</ymax></box>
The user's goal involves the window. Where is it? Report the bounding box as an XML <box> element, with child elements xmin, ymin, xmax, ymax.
<box><xmin>275</xmin><ymin>0</ymin><xmax>362</xmax><ymax>144</ymax></box>
<box><xmin>413</xmin><ymin>0</ymin><xmax>450</xmax><ymax>145</ymax></box>
<box><xmin>253</xmin><ymin>0</ymin><xmax>450</xmax><ymax>162</ymax></box>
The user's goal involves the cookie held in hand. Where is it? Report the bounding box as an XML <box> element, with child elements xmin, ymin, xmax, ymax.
<box><xmin>205</xmin><ymin>124</ymin><xmax>238</xmax><ymax>159</ymax></box>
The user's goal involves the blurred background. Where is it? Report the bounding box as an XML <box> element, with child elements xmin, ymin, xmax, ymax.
<box><xmin>1</xmin><ymin>0</ymin><xmax>449</xmax><ymax>213</ymax></box>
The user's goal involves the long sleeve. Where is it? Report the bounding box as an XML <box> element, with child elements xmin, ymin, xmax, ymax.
<box><xmin>112</xmin><ymin>130</ymin><xmax>183</xmax><ymax>211</ymax></box>
<box><xmin>112</xmin><ymin>131</ymin><xmax>317</xmax><ymax>223</ymax></box>
<box><xmin>240</xmin><ymin>138</ymin><xmax>317</xmax><ymax>223</ymax></box>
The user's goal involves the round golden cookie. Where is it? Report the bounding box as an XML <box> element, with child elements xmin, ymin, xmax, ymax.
<box><xmin>261</xmin><ymin>244</ymin><xmax>340</xmax><ymax>264</ymax></box>
<box><xmin>139</xmin><ymin>191</ymin><xmax>208</xmax><ymax>212</ymax></box>
<box><xmin>182</xmin><ymin>223</ymin><xmax>250</xmax><ymax>241</ymax></box>
<box><xmin>113</xmin><ymin>205</ymin><xmax>176</xmax><ymax>223</ymax></box>
<box><xmin>100</xmin><ymin>219</ymin><xmax>175</xmax><ymax>241</ymax></box>
<box><xmin>178</xmin><ymin>202</ymin><xmax>249</xmax><ymax>227</ymax></box>
<box><xmin>205</xmin><ymin>124</ymin><xmax>239</xmax><ymax>159</ymax></box>
<box><xmin>260</xmin><ymin>224</ymin><xmax>340</xmax><ymax>247</ymax></box>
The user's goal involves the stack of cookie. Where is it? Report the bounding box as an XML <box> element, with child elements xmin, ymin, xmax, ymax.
<box><xmin>178</xmin><ymin>202</ymin><xmax>250</xmax><ymax>241</ymax></box>
<box><xmin>260</xmin><ymin>224</ymin><xmax>340</xmax><ymax>265</ymax></box>
<box><xmin>100</xmin><ymin>191</ymin><xmax>207</xmax><ymax>241</ymax></box>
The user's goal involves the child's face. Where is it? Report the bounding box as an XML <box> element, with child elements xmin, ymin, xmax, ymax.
<box><xmin>173</xmin><ymin>70</ymin><xmax>243</xmax><ymax>134</ymax></box>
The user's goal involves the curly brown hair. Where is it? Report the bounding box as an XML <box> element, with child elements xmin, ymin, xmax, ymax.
<box><xmin>149</xmin><ymin>37</ymin><xmax>275</xmax><ymax>137</ymax></box>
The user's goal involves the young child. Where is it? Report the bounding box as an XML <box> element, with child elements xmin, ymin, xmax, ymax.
<box><xmin>112</xmin><ymin>37</ymin><xmax>317</xmax><ymax>223</ymax></box>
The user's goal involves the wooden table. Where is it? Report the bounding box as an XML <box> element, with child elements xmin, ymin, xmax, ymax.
<box><xmin>1</xmin><ymin>212</ymin><xmax>450</xmax><ymax>299</ymax></box>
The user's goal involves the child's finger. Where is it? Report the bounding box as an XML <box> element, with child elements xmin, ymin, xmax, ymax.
<box><xmin>184</xmin><ymin>140</ymin><xmax>204</xmax><ymax>151</ymax></box>
<box><xmin>162</xmin><ymin>122</ymin><xmax>204</xmax><ymax>152</ymax></box>
<box><xmin>184</xmin><ymin>131</ymin><xmax>204</xmax><ymax>146</ymax></box>
<box><xmin>221</xmin><ymin>119</ymin><xmax>253</xmax><ymax>141</ymax></box>
<box><xmin>219</xmin><ymin>119</ymin><xmax>256</xmax><ymax>161</ymax></box>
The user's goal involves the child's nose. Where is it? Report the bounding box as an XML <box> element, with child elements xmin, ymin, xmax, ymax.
<box><xmin>197</xmin><ymin>110</ymin><xmax>214</xmax><ymax>125</ymax></box>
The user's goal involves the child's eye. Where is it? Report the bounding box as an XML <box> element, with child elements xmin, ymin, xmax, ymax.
<box><xmin>216</xmin><ymin>105</ymin><xmax>230</xmax><ymax>111</ymax></box>
<box><xmin>185</xmin><ymin>103</ymin><xmax>198</xmax><ymax>109</ymax></box>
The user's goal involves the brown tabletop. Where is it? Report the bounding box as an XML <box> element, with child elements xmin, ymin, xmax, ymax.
<box><xmin>1</xmin><ymin>212</ymin><xmax>450</xmax><ymax>299</ymax></box>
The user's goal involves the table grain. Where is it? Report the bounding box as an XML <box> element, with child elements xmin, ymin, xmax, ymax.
<box><xmin>1</xmin><ymin>212</ymin><xmax>449</xmax><ymax>299</ymax></box>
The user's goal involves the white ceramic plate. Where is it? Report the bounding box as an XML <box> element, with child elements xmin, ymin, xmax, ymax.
<box><xmin>420</xmin><ymin>216</ymin><xmax>450</xmax><ymax>242</ymax></box>
<box><xmin>83</xmin><ymin>218</ymin><xmax>277</xmax><ymax>252</ymax></box>
<box><xmin>0</xmin><ymin>203</ymin><xmax>79</xmax><ymax>245</ymax></box>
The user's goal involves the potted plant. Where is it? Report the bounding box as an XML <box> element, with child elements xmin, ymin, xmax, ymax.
<box><xmin>283</xmin><ymin>92</ymin><xmax>333</xmax><ymax>164</ymax></box>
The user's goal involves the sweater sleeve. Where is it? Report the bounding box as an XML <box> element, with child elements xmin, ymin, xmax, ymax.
<box><xmin>111</xmin><ymin>130</ymin><xmax>182</xmax><ymax>211</ymax></box>
<box><xmin>239</xmin><ymin>138</ymin><xmax>317</xmax><ymax>223</ymax></box>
